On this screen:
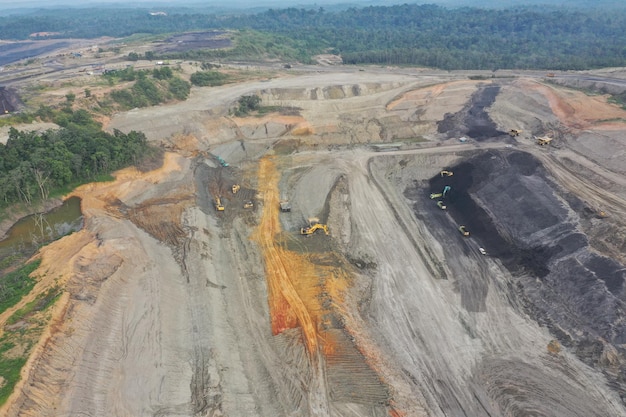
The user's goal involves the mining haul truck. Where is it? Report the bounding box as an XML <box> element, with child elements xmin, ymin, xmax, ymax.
<box><xmin>280</xmin><ymin>201</ymin><xmax>291</xmax><ymax>212</ymax></box>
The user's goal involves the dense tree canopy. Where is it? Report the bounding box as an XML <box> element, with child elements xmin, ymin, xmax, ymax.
<box><xmin>1</xmin><ymin>4</ymin><xmax>626</xmax><ymax>70</ymax></box>
<box><xmin>246</xmin><ymin>5</ymin><xmax>626</xmax><ymax>70</ymax></box>
<box><xmin>0</xmin><ymin>110</ymin><xmax>149</xmax><ymax>207</ymax></box>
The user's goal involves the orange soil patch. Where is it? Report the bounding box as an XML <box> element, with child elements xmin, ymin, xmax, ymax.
<box><xmin>290</xmin><ymin>123</ymin><xmax>313</xmax><ymax>136</ymax></box>
<box><xmin>389</xmin><ymin>408</ymin><xmax>407</xmax><ymax>417</ymax></box>
<box><xmin>94</xmin><ymin>114</ymin><xmax>111</xmax><ymax>130</ymax></box>
<box><xmin>253</xmin><ymin>157</ymin><xmax>314</xmax><ymax>350</ymax></box>
<box><xmin>252</xmin><ymin>157</ymin><xmax>350</xmax><ymax>355</ymax></box>
<box><xmin>71</xmin><ymin>152</ymin><xmax>184</xmax><ymax>213</ymax></box>
<box><xmin>166</xmin><ymin>133</ymin><xmax>202</xmax><ymax>157</ymax></box>
<box><xmin>521</xmin><ymin>79</ymin><xmax>626</xmax><ymax>130</ymax></box>
<box><xmin>386</xmin><ymin>80</ymin><xmax>477</xmax><ymax>111</ymax></box>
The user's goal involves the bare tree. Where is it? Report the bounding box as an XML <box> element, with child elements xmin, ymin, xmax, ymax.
<box><xmin>31</xmin><ymin>168</ymin><xmax>51</xmax><ymax>241</ymax></box>
<box><xmin>32</xmin><ymin>168</ymin><xmax>50</xmax><ymax>201</ymax></box>
<box><xmin>12</xmin><ymin>171</ymin><xmax>32</xmax><ymax>206</ymax></box>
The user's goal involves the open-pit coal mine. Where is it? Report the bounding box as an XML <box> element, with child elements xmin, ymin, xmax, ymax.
<box><xmin>3</xmin><ymin>61</ymin><xmax>626</xmax><ymax>417</ymax></box>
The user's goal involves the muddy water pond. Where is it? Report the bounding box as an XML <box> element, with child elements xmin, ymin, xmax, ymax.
<box><xmin>0</xmin><ymin>197</ymin><xmax>83</xmax><ymax>265</ymax></box>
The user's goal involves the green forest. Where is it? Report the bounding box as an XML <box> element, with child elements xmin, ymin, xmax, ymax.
<box><xmin>0</xmin><ymin>109</ymin><xmax>150</xmax><ymax>208</ymax></box>
<box><xmin>1</xmin><ymin>4</ymin><xmax>626</xmax><ymax>70</ymax></box>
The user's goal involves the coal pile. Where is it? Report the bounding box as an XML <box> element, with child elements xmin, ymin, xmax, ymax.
<box><xmin>437</xmin><ymin>83</ymin><xmax>507</xmax><ymax>140</ymax></box>
<box><xmin>415</xmin><ymin>150</ymin><xmax>626</xmax><ymax>391</ymax></box>
<box><xmin>426</xmin><ymin>150</ymin><xmax>572</xmax><ymax>277</ymax></box>
<box><xmin>0</xmin><ymin>86</ymin><xmax>17</xmax><ymax>114</ymax></box>
<box><xmin>0</xmin><ymin>41</ymin><xmax>69</xmax><ymax>66</ymax></box>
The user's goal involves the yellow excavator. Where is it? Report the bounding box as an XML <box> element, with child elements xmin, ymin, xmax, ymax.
<box><xmin>509</xmin><ymin>129</ymin><xmax>522</xmax><ymax>137</ymax></box>
<box><xmin>232</xmin><ymin>184</ymin><xmax>240</xmax><ymax>194</ymax></box>
<box><xmin>243</xmin><ymin>200</ymin><xmax>254</xmax><ymax>209</ymax></box>
<box><xmin>440</xmin><ymin>170</ymin><xmax>453</xmax><ymax>177</ymax></box>
<box><xmin>300</xmin><ymin>217</ymin><xmax>329</xmax><ymax>236</ymax></box>
<box><xmin>215</xmin><ymin>196</ymin><xmax>225</xmax><ymax>211</ymax></box>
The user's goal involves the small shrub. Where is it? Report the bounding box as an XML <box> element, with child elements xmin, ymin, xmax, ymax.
<box><xmin>189</xmin><ymin>71</ymin><xmax>229</xmax><ymax>87</ymax></box>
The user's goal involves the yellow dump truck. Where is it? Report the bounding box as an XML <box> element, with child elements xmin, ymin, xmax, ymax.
<box><xmin>215</xmin><ymin>197</ymin><xmax>225</xmax><ymax>211</ymax></box>
<box><xmin>536</xmin><ymin>136</ymin><xmax>553</xmax><ymax>146</ymax></box>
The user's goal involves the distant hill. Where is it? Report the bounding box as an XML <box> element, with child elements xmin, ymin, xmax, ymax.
<box><xmin>1</xmin><ymin>0</ymin><xmax>625</xmax><ymax>14</ymax></box>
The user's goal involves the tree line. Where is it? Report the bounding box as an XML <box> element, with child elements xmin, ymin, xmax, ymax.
<box><xmin>246</xmin><ymin>5</ymin><xmax>626</xmax><ymax>70</ymax></box>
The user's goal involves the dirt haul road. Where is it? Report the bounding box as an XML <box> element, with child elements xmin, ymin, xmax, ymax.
<box><xmin>3</xmin><ymin>68</ymin><xmax>626</xmax><ymax>417</ymax></box>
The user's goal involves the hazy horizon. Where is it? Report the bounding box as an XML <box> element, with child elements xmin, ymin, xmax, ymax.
<box><xmin>0</xmin><ymin>0</ymin><xmax>403</xmax><ymax>13</ymax></box>
<box><xmin>0</xmin><ymin>0</ymin><xmax>408</xmax><ymax>7</ymax></box>
<box><xmin>0</xmin><ymin>0</ymin><xmax>619</xmax><ymax>9</ymax></box>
